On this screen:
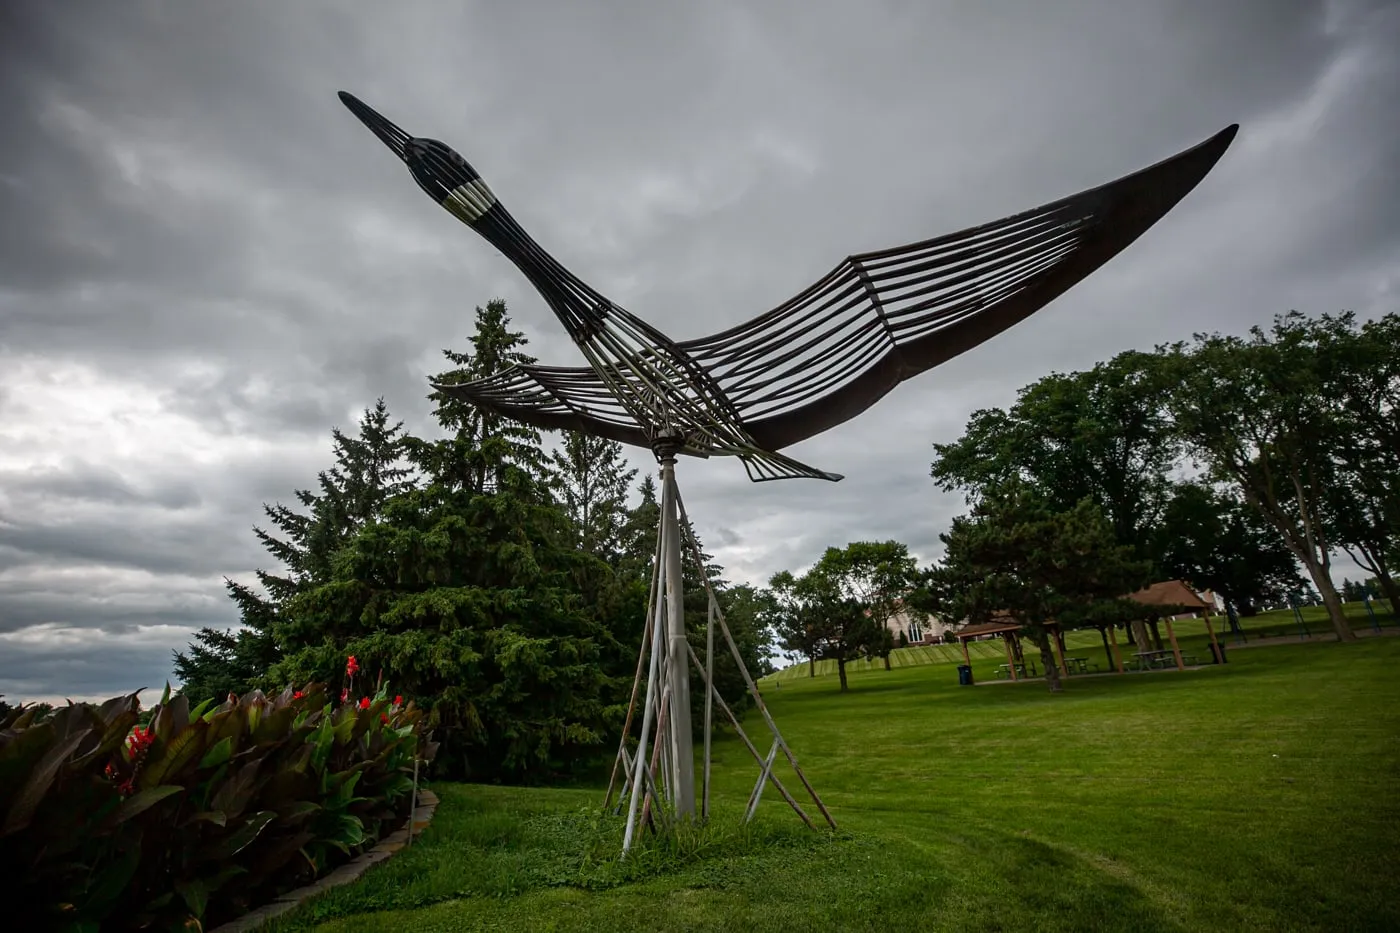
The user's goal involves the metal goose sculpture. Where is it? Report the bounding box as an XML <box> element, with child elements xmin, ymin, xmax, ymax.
<box><xmin>339</xmin><ymin>91</ymin><xmax>1236</xmax><ymax>482</ymax></box>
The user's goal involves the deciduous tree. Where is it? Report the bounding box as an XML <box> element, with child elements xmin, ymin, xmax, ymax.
<box><xmin>1159</xmin><ymin>314</ymin><xmax>1356</xmax><ymax>639</ymax></box>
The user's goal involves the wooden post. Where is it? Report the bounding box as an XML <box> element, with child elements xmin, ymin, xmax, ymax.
<box><xmin>1202</xmin><ymin>612</ymin><xmax>1224</xmax><ymax>664</ymax></box>
<box><xmin>961</xmin><ymin>637</ymin><xmax>972</xmax><ymax>668</ymax></box>
<box><xmin>1164</xmin><ymin>618</ymin><xmax>1185</xmax><ymax>670</ymax></box>
<box><xmin>1002</xmin><ymin>634</ymin><xmax>1019</xmax><ymax>681</ymax></box>
<box><xmin>1107</xmin><ymin>623</ymin><xmax>1125</xmax><ymax>674</ymax></box>
<box><xmin>1053</xmin><ymin>627</ymin><xmax>1071</xmax><ymax>676</ymax></box>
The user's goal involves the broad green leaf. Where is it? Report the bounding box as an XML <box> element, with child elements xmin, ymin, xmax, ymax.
<box><xmin>139</xmin><ymin>722</ymin><xmax>205</xmax><ymax>788</ymax></box>
<box><xmin>110</xmin><ymin>784</ymin><xmax>184</xmax><ymax>825</ymax></box>
<box><xmin>278</xmin><ymin>800</ymin><xmax>321</xmax><ymax>823</ymax></box>
<box><xmin>186</xmin><ymin>810</ymin><xmax>228</xmax><ymax>828</ymax></box>
<box><xmin>2</xmin><ymin>725</ymin><xmax>90</xmax><ymax>834</ymax></box>
<box><xmin>199</xmin><ymin>736</ymin><xmax>233</xmax><ymax>770</ymax></box>
<box><xmin>203</xmin><ymin>809</ymin><xmax>276</xmax><ymax>860</ymax></box>
<box><xmin>175</xmin><ymin>878</ymin><xmax>208</xmax><ymax>920</ymax></box>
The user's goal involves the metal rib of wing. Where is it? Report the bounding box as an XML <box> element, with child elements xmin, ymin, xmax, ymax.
<box><xmin>436</xmin><ymin>365</ymin><xmax>655</xmax><ymax>449</ymax></box>
<box><xmin>437</xmin><ymin>123</ymin><xmax>1235</xmax><ymax>481</ymax></box>
<box><xmin>675</xmin><ymin>123</ymin><xmax>1237</xmax><ymax>451</ymax></box>
<box><xmin>438</xmin><ymin>364</ymin><xmax>840</xmax><ymax>480</ymax></box>
<box><xmin>680</xmin><ymin>198</ymin><xmax>1098</xmax><ymax>422</ymax></box>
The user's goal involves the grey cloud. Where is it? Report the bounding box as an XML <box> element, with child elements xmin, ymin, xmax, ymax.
<box><xmin>0</xmin><ymin>459</ymin><xmax>201</xmax><ymax>510</ymax></box>
<box><xmin>1</xmin><ymin>0</ymin><xmax>1396</xmax><ymax>700</ymax></box>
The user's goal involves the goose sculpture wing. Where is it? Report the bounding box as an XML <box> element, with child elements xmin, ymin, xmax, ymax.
<box><xmin>339</xmin><ymin>91</ymin><xmax>1236</xmax><ymax>481</ymax></box>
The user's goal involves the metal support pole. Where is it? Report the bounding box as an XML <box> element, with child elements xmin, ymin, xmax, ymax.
<box><xmin>622</xmin><ymin>522</ymin><xmax>671</xmax><ymax>854</ymax></box>
<box><xmin>703</xmin><ymin>592</ymin><xmax>715</xmax><ymax>821</ymax></box>
<box><xmin>657</xmin><ymin>448</ymin><xmax>695</xmax><ymax>819</ymax></box>
<box><xmin>605</xmin><ymin>541</ymin><xmax>664</xmax><ymax>811</ymax></box>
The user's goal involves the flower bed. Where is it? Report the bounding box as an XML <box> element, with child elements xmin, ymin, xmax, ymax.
<box><xmin>0</xmin><ymin>682</ymin><xmax>436</xmax><ymax>932</ymax></box>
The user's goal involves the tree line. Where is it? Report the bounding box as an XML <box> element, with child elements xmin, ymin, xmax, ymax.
<box><xmin>173</xmin><ymin>299</ymin><xmax>773</xmax><ymax>783</ymax></box>
<box><xmin>764</xmin><ymin>311</ymin><xmax>1398</xmax><ymax>693</ymax></box>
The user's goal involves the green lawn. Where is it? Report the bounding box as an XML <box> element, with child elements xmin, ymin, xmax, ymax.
<box><xmin>764</xmin><ymin>601</ymin><xmax>1399</xmax><ymax>683</ymax></box>
<box><xmin>267</xmin><ymin>635</ymin><xmax>1400</xmax><ymax>932</ymax></box>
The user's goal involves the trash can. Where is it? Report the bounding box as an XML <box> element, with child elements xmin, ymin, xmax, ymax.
<box><xmin>1210</xmin><ymin>642</ymin><xmax>1227</xmax><ymax>664</ymax></box>
<box><xmin>957</xmin><ymin>664</ymin><xmax>973</xmax><ymax>686</ymax></box>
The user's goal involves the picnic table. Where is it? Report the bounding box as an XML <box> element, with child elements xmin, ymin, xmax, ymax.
<box><xmin>1131</xmin><ymin>650</ymin><xmax>1177</xmax><ymax>671</ymax></box>
<box><xmin>995</xmin><ymin>660</ymin><xmax>1038</xmax><ymax>679</ymax></box>
<box><xmin>1065</xmin><ymin>656</ymin><xmax>1092</xmax><ymax>674</ymax></box>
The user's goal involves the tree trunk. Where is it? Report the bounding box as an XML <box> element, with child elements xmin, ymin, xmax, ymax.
<box><xmin>1029</xmin><ymin>628</ymin><xmax>1061</xmax><ymax>693</ymax></box>
<box><xmin>1300</xmin><ymin>553</ymin><xmax>1355</xmax><ymax>641</ymax></box>
<box><xmin>1130</xmin><ymin>619</ymin><xmax>1150</xmax><ymax>652</ymax></box>
<box><xmin>1377</xmin><ymin>573</ymin><xmax>1400</xmax><ymax>619</ymax></box>
<box><xmin>883</xmin><ymin>654</ymin><xmax>892</xmax><ymax>671</ymax></box>
<box><xmin>1149</xmin><ymin>620</ymin><xmax>1165</xmax><ymax>651</ymax></box>
<box><xmin>837</xmin><ymin>657</ymin><xmax>849</xmax><ymax>692</ymax></box>
<box><xmin>808</xmin><ymin>655</ymin><xmax>815</xmax><ymax>678</ymax></box>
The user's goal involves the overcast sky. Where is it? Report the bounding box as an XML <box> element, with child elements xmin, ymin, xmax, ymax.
<box><xmin>2</xmin><ymin>0</ymin><xmax>1396</xmax><ymax>704</ymax></box>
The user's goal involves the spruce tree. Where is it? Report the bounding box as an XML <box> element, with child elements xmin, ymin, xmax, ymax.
<box><xmin>550</xmin><ymin>433</ymin><xmax>637</xmax><ymax>562</ymax></box>
<box><xmin>174</xmin><ymin>400</ymin><xmax>412</xmax><ymax>704</ymax></box>
<box><xmin>270</xmin><ymin>299</ymin><xmax>625</xmax><ymax>782</ymax></box>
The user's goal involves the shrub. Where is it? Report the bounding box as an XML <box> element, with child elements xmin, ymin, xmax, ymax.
<box><xmin>0</xmin><ymin>683</ymin><xmax>436</xmax><ymax>932</ymax></box>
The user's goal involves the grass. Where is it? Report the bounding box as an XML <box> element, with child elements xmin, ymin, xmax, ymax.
<box><xmin>266</xmin><ymin>634</ymin><xmax>1400</xmax><ymax>932</ymax></box>
<box><xmin>763</xmin><ymin>600</ymin><xmax>1399</xmax><ymax>683</ymax></box>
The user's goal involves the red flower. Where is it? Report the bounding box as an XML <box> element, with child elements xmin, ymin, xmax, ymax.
<box><xmin>393</xmin><ymin>695</ymin><xmax>403</xmax><ymax>707</ymax></box>
<box><xmin>359</xmin><ymin>696</ymin><xmax>371</xmax><ymax>710</ymax></box>
<box><xmin>125</xmin><ymin>725</ymin><xmax>155</xmax><ymax>754</ymax></box>
<box><xmin>340</xmin><ymin>688</ymin><xmax>348</xmax><ymax>703</ymax></box>
<box><xmin>380</xmin><ymin>713</ymin><xmax>389</xmax><ymax>724</ymax></box>
<box><xmin>346</xmin><ymin>655</ymin><xmax>360</xmax><ymax>677</ymax></box>
<box><xmin>293</xmin><ymin>691</ymin><xmax>304</xmax><ymax>700</ymax></box>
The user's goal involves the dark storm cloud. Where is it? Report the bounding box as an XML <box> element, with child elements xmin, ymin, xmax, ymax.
<box><xmin>1</xmin><ymin>0</ymin><xmax>1396</xmax><ymax>700</ymax></box>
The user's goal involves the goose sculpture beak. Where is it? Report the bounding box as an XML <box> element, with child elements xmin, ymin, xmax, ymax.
<box><xmin>338</xmin><ymin>90</ymin><xmax>411</xmax><ymax>161</ymax></box>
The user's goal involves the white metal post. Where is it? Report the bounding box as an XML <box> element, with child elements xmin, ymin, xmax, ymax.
<box><xmin>658</xmin><ymin>453</ymin><xmax>695</xmax><ymax>818</ymax></box>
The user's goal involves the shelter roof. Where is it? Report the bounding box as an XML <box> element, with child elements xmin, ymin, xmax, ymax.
<box><xmin>955</xmin><ymin>620</ymin><xmax>1023</xmax><ymax>639</ymax></box>
<box><xmin>1129</xmin><ymin>580</ymin><xmax>1210</xmax><ymax>611</ymax></box>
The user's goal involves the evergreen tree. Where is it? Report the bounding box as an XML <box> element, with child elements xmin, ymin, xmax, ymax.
<box><xmin>269</xmin><ymin>299</ymin><xmax>626</xmax><ymax>782</ymax></box>
<box><xmin>550</xmin><ymin>433</ymin><xmax>637</xmax><ymax>561</ymax></box>
<box><xmin>174</xmin><ymin>401</ymin><xmax>413</xmax><ymax>704</ymax></box>
<box><xmin>933</xmin><ymin>483</ymin><xmax>1152</xmax><ymax>693</ymax></box>
<box><xmin>618</xmin><ymin>474</ymin><xmax>661</xmax><ymax>582</ymax></box>
<box><xmin>413</xmin><ymin>299</ymin><xmax>546</xmax><ymax>493</ymax></box>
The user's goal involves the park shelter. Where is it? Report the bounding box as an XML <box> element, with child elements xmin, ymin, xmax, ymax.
<box><xmin>1125</xmin><ymin>579</ymin><xmax>1224</xmax><ymax>671</ymax></box>
<box><xmin>953</xmin><ymin>619</ymin><xmax>1026</xmax><ymax>683</ymax></box>
<box><xmin>953</xmin><ymin>614</ymin><xmax>1093</xmax><ymax>683</ymax></box>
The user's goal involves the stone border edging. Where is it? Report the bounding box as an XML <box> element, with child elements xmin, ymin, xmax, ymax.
<box><xmin>208</xmin><ymin>788</ymin><xmax>440</xmax><ymax>933</ymax></box>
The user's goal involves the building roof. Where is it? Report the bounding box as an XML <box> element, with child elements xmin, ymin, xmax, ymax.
<box><xmin>1128</xmin><ymin>580</ymin><xmax>1210</xmax><ymax>611</ymax></box>
<box><xmin>955</xmin><ymin>620</ymin><xmax>1023</xmax><ymax>639</ymax></box>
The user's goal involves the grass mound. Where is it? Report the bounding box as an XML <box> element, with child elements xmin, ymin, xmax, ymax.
<box><xmin>268</xmin><ymin>635</ymin><xmax>1400</xmax><ymax>932</ymax></box>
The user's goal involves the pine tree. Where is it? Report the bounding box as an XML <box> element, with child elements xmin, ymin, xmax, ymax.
<box><xmin>933</xmin><ymin>483</ymin><xmax>1152</xmax><ymax>693</ymax></box>
<box><xmin>550</xmin><ymin>433</ymin><xmax>637</xmax><ymax>562</ymax></box>
<box><xmin>174</xmin><ymin>401</ymin><xmax>413</xmax><ymax>704</ymax></box>
<box><xmin>618</xmin><ymin>474</ymin><xmax>661</xmax><ymax>582</ymax></box>
<box><xmin>269</xmin><ymin>299</ymin><xmax>626</xmax><ymax>782</ymax></box>
<box><xmin>414</xmin><ymin>299</ymin><xmax>547</xmax><ymax>493</ymax></box>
